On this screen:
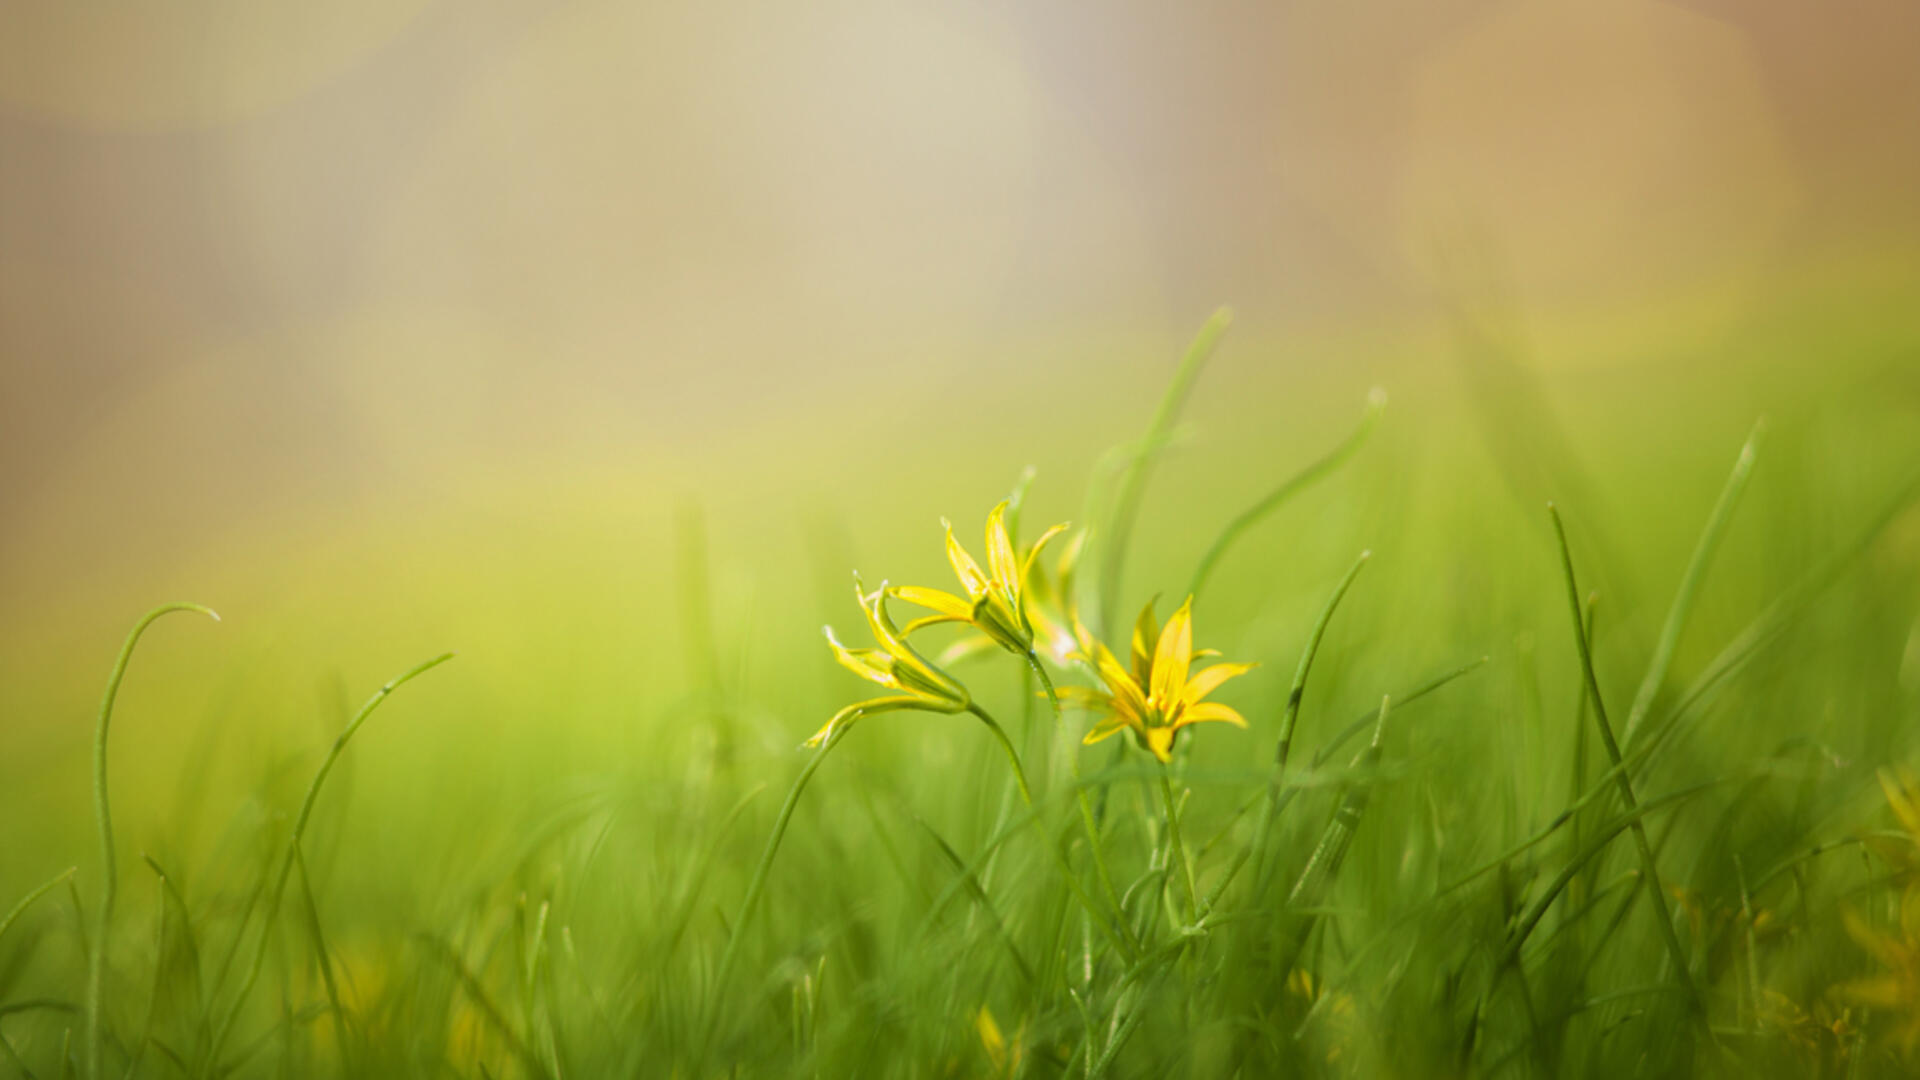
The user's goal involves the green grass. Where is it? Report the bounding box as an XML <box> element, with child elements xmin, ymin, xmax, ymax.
<box><xmin>3</xmin><ymin>315</ymin><xmax>1920</xmax><ymax>1078</ymax></box>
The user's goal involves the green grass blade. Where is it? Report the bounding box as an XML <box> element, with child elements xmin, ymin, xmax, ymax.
<box><xmin>1547</xmin><ymin>504</ymin><xmax>1700</xmax><ymax>1017</ymax></box>
<box><xmin>1620</xmin><ymin>419</ymin><xmax>1764</xmax><ymax>747</ymax></box>
<box><xmin>1188</xmin><ymin>387</ymin><xmax>1387</xmax><ymax>599</ymax></box>
<box><xmin>202</xmin><ymin>651</ymin><xmax>454</xmax><ymax>1075</ymax></box>
<box><xmin>1250</xmin><ymin>549</ymin><xmax>1370</xmax><ymax>894</ymax></box>
<box><xmin>0</xmin><ymin>867</ymin><xmax>77</xmax><ymax>951</ymax></box>
<box><xmin>1096</xmin><ymin>307</ymin><xmax>1233</xmax><ymax>623</ymax></box>
<box><xmin>86</xmin><ymin>602</ymin><xmax>219</xmax><ymax>1080</ymax></box>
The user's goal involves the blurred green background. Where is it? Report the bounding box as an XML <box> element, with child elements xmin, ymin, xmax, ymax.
<box><xmin>3</xmin><ymin>2</ymin><xmax>1920</xmax><ymax>1075</ymax></box>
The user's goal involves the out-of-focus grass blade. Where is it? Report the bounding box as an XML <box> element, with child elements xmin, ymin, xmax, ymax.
<box><xmin>1189</xmin><ymin>388</ymin><xmax>1386</xmax><ymax>600</ymax></box>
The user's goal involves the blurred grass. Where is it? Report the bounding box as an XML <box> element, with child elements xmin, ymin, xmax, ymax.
<box><xmin>1</xmin><ymin>307</ymin><xmax>1919</xmax><ymax>1077</ymax></box>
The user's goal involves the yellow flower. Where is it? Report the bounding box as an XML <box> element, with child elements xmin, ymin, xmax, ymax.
<box><xmin>809</xmin><ymin>575</ymin><xmax>971</xmax><ymax>746</ymax></box>
<box><xmin>892</xmin><ymin>500</ymin><xmax>1067</xmax><ymax>659</ymax></box>
<box><xmin>1063</xmin><ymin>596</ymin><xmax>1254</xmax><ymax>762</ymax></box>
<box><xmin>1840</xmin><ymin>898</ymin><xmax>1920</xmax><ymax>1056</ymax></box>
<box><xmin>1837</xmin><ymin>768</ymin><xmax>1920</xmax><ymax>1057</ymax></box>
<box><xmin>975</xmin><ymin>1005</ymin><xmax>1025</xmax><ymax>1077</ymax></box>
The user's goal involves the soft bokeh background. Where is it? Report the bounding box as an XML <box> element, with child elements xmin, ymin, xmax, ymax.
<box><xmin>4</xmin><ymin>0</ymin><xmax>1919</xmax><ymax>955</ymax></box>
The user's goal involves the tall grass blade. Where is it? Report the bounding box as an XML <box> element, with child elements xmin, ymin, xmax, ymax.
<box><xmin>86</xmin><ymin>602</ymin><xmax>219</xmax><ymax>1080</ymax></box>
<box><xmin>1188</xmin><ymin>388</ymin><xmax>1386</xmax><ymax>599</ymax></box>
<box><xmin>1620</xmin><ymin>420</ymin><xmax>1764</xmax><ymax>747</ymax></box>
<box><xmin>1096</xmin><ymin>307</ymin><xmax>1232</xmax><ymax>624</ymax></box>
<box><xmin>1547</xmin><ymin>505</ymin><xmax>1701</xmax><ymax>1018</ymax></box>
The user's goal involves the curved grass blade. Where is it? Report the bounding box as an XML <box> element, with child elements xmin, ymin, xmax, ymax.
<box><xmin>1251</xmin><ymin>550</ymin><xmax>1370</xmax><ymax>894</ymax></box>
<box><xmin>1096</xmin><ymin>307</ymin><xmax>1233</xmax><ymax>624</ymax></box>
<box><xmin>1287</xmin><ymin>695</ymin><xmax>1393</xmax><ymax>912</ymax></box>
<box><xmin>1620</xmin><ymin>419</ymin><xmax>1764</xmax><ymax>747</ymax></box>
<box><xmin>0</xmin><ymin>867</ymin><xmax>77</xmax><ymax>952</ymax></box>
<box><xmin>201</xmin><ymin>651</ymin><xmax>454</xmax><ymax>1075</ymax></box>
<box><xmin>87</xmin><ymin>602</ymin><xmax>219</xmax><ymax>1080</ymax></box>
<box><xmin>912</xmin><ymin>816</ymin><xmax>1036</xmax><ymax>988</ymax></box>
<box><xmin>1188</xmin><ymin>388</ymin><xmax>1387</xmax><ymax>599</ymax></box>
<box><xmin>1548</xmin><ymin>505</ymin><xmax>1700</xmax><ymax>1017</ymax></box>
<box><xmin>1626</xmin><ymin>466</ymin><xmax>1920</xmax><ymax>783</ymax></box>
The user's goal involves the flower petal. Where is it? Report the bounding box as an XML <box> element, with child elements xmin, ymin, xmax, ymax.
<box><xmin>902</xmin><ymin>614</ymin><xmax>969</xmax><ymax>635</ymax></box>
<box><xmin>1091</xmin><ymin>641</ymin><xmax>1150</xmax><ymax>724</ymax></box>
<box><xmin>892</xmin><ymin>585</ymin><xmax>974</xmax><ymax>620</ymax></box>
<box><xmin>985</xmin><ymin>501</ymin><xmax>1020</xmax><ymax>593</ymax></box>
<box><xmin>1149</xmin><ymin>596</ymin><xmax>1195</xmax><ymax>711</ymax></box>
<box><xmin>1882</xmin><ymin>768</ymin><xmax>1920</xmax><ymax>844</ymax></box>
<box><xmin>944</xmin><ymin>517</ymin><xmax>991</xmax><ymax>598</ymax></box>
<box><xmin>1173</xmin><ymin>701</ymin><xmax>1249</xmax><ymax>729</ymax></box>
<box><xmin>1143</xmin><ymin>726</ymin><xmax>1177</xmax><ymax>762</ymax></box>
<box><xmin>1130</xmin><ymin>598</ymin><xmax>1160</xmax><ymax>685</ymax></box>
<box><xmin>804</xmin><ymin>694</ymin><xmax>921</xmax><ymax>746</ymax></box>
<box><xmin>825</xmin><ymin>627</ymin><xmax>896</xmax><ymax>687</ymax></box>
<box><xmin>1017</xmin><ymin>523</ymin><xmax>1070</xmax><ymax>598</ymax></box>
<box><xmin>1183</xmin><ymin>662</ymin><xmax>1256</xmax><ymax>706</ymax></box>
<box><xmin>1054</xmin><ymin>685</ymin><xmax>1115</xmax><ymax>707</ymax></box>
<box><xmin>1081</xmin><ymin>712</ymin><xmax>1134</xmax><ymax>745</ymax></box>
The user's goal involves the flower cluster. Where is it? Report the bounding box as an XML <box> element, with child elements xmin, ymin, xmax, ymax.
<box><xmin>815</xmin><ymin>494</ymin><xmax>1254</xmax><ymax>764</ymax></box>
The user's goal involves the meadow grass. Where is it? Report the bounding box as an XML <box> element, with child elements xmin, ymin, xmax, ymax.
<box><xmin>2</xmin><ymin>315</ymin><xmax>1919</xmax><ymax>1078</ymax></box>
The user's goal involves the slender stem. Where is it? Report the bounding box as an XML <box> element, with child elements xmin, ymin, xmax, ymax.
<box><xmin>698</xmin><ymin>725</ymin><xmax>848</xmax><ymax>1060</ymax></box>
<box><xmin>1158</xmin><ymin>770</ymin><xmax>1198</xmax><ymax>924</ymax></box>
<box><xmin>88</xmin><ymin>602</ymin><xmax>218</xmax><ymax>1080</ymax></box>
<box><xmin>970</xmin><ymin>706</ymin><xmax>1033</xmax><ymax>805</ymax></box>
<box><xmin>1548</xmin><ymin>505</ymin><xmax>1702</xmax><ymax>1017</ymax></box>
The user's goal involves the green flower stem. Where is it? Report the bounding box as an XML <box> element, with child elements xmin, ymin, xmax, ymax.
<box><xmin>969</xmin><ymin>704</ymin><xmax>1033</xmax><ymax>805</ymax></box>
<box><xmin>87</xmin><ymin>602</ymin><xmax>219</xmax><ymax>1080</ymax></box>
<box><xmin>1158</xmin><ymin>769</ymin><xmax>1198</xmax><ymax>925</ymax></box>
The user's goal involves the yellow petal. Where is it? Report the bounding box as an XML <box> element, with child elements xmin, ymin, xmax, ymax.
<box><xmin>1183</xmin><ymin>662</ymin><xmax>1256</xmax><ymax>706</ymax></box>
<box><xmin>944</xmin><ymin>518</ymin><xmax>991</xmax><ymax>598</ymax></box>
<box><xmin>902</xmin><ymin>614</ymin><xmax>969</xmax><ymax>635</ymax></box>
<box><xmin>824</xmin><ymin>627</ymin><xmax>896</xmax><ymax>687</ymax></box>
<box><xmin>1843</xmin><ymin>907</ymin><xmax>1911</xmax><ymax>970</ymax></box>
<box><xmin>1174</xmin><ymin>701</ymin><xmax>1248</xmax><ymax>729</ymax></box>
<box><xmin>1054</xmin><ymin>685</ymin><xmax>1113</xmax><ymax>706</ymax></box>
<box><xmin>985</xmin><ymin>501</ymin><xmax>1019</xmax><ymax>593</ymax></box>
<box><xmin>976</xmin><ymin>1006</ymin><xmax>1006</xmax><ymax>1068</ymax></box>
<box><xmin>1882</xmin><ymin>768</ymin><xmax>1920</xmax><ymax>845</ymax></box>
<box><xmin>1143</xmin><ymin>726</ymin><xmax>1177</xmax><ymax>762</ymax></box>
<box><xmin>1081</xmin><ymin>712</ymin><xmax>1134</xmax><ymax>745</ymax></box>
<box><xmin>1017</xmin><ymin>523</ymin><xmax>1070</xmax><ymax>598</ymax></box>
<box><xmin>1838</xmin><ymin>974</ymin><xmax>1910</xmax><ymax>1009</ymax></box>
<box><xmin>1091</xmin><ymin>641</ymin><xmax>1150</xmax><ymax>724</ymax></box>
<box><xmin>804</xmin><ymin>695</ymin><xmax>920</xmax><ymax>746</ymax></box>
<box><xmin>893</xmin><ymin>585</ymin><xmax>975</xmax><ymax>620</ymax></box>
<box><xmin>1130</xmin><ymin>599</ymin><xmax>1160</xmax><ymax>685</ymax></box>
<box><xmin>1149</xmin><ymin>597</ymin><xmax>1195</xmax><ymax>711</ymax></box>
